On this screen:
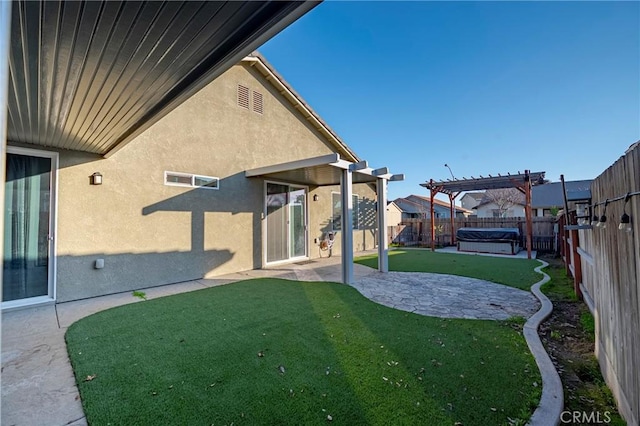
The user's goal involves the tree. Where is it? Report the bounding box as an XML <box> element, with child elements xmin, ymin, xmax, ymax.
<box><xmin>483</xmin><ymin>188</ymin><xmax>525</xmax><ymax>218</ymax></box>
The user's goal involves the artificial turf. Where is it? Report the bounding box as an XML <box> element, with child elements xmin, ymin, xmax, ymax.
<box><xmin>66</xmin><ymin>278</ymin><xmax>541</xmax><ymax>425</ymax></box>
<box><xmin>356</xmin><ymin>249</ymin><xmax>541</xmax><ymax>290</ymax></box>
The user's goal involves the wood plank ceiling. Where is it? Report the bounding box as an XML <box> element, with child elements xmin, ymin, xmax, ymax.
<box><xmin>7</xmin><ymin>0</ymin><xmax>317</xmax><ymax>155</ymax></box>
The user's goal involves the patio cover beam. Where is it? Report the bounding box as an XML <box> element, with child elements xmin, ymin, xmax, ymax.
<box><xmin>244</xmin><ymin>153</ymin><xmax>341</xmax><ymax>177</ymax></box>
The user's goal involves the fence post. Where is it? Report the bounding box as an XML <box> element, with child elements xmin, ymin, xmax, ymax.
<box><xmin>562</xmin><ymin>215</ymin><xmax>571</xmax><ymax>277</ymax></box>
<box><xmin>570</xmin><ymin>228</ymin><xmax>583</xmax><ymax>300</ymax></box>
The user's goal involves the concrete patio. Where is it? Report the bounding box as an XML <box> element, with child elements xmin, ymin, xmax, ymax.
<box><xmin>1</xmin><ymin>250</ymin><xmax>540</xmax><ymax>426</ymax></box>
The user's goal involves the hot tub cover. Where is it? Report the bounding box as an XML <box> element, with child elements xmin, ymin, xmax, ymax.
<box><xmin>456</xmin><ymin>227</ymin><xmax>520</xmax><ymax>242</ymax></box>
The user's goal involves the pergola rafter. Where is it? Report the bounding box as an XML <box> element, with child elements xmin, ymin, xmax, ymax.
<box><xmin>420</xmin><ymin>170</ymin><xmax>546</xmax><ymax>259</ymax></box>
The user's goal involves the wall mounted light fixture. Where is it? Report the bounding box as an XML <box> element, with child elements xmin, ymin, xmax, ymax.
<box><xmin>90</xmin><ymin>172</ymin><xmax>103</xmax><ymax>185</ymax></box>
<box><xmin>313</xmin><ymin>194</ymin><xmax>319</xmax><ymax>202</ymax></box>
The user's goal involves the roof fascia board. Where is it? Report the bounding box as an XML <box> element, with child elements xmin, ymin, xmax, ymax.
<box><xmin>245</xmin><ymin>151</ymin><xmax>398</xmax><ymax>187</ymax></box>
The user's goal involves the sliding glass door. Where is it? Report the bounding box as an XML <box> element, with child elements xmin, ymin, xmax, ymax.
<box><xmin>3</xmin><ymin>148</ymin><xmax>57</xmax><ymax>306</ymax></box>
<box><xmin>289</xmin><ymin>187</ymin><xmax>306</xmax><ymax>258</ymax></box>
<box><xmin>265</xmin><ymin>183</ymin><xmax>307</xmax><ymax>263</ymax></box>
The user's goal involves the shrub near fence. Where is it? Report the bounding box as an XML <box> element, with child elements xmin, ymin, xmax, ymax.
<box><xmin>389</xmin><ymin>217</ymin><xmax>558</xmax><ymax>252</ymax></box>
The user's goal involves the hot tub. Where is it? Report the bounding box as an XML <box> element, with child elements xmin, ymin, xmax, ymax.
<box><xmin>456</xmin><ymin>227</ymin><xmax>521</xmax><ymax>255</ymax></box>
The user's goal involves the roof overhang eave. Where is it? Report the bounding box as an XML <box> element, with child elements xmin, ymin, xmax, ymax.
<box><xmin>103</xmin><ymin>2</ymin><xmax>320</xmax><ymax>158</ymax></box>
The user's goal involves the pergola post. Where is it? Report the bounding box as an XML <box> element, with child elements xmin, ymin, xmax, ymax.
<box><xmin>0</xmin><ymin>1</ymin><xmax>12</xmax><ymax>275</ymax></box>
<box><xmin>448</xmin><ymin>193</ymin><xmax>457</xmax><ymax>246</ymax></box>
<box><xmin>524</xmin><ymin>170</ymin><xmax>533</xmax><ymax>259</ymax></box>
<box><xmin>376</xmin><ymin>177</ymin><xmax>388</xmax><ymax>272</ymax></box>
<box><xmin>430</xmin><ymin>179</ymin><xmax>436</xmax><ymax>252</ymax></box>
<box><xmin>340</xmin><ymin>168</ymin><xmax>354</xmax><ymax>284</ymax></box>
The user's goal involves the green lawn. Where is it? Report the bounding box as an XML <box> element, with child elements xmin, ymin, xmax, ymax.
<box><xmin>356</xmin><ymin>249</ymin><xmax>541</xmax><ymax>290</ymax></box>
<box><xmin>67</xmin><ymin>279</ymin><xmax>541</xmax><ymax>425</ymax></box>
<box><xmin>540</xmin><ymin>261</ymin><xmax>578</xmax><ymax>301</ymax></box>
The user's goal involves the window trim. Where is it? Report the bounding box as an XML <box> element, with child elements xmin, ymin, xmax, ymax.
<box><xmin>164</xmin><ymin>171</ymin><xmax>220</xmax><ymax>190</ymax></box>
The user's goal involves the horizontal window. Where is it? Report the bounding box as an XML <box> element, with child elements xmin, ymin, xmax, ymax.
<box><xmin>164</xmin><ymin>171</ymin><xmax>219</xmax><ymax>190</ymax></box>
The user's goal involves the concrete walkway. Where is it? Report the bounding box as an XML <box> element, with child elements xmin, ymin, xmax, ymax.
<box><xmin>2</xmin><ymin>252</ymin><xmax>540</xmax><ymax>425</ymax></box>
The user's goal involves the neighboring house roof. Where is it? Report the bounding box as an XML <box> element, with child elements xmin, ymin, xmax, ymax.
<box><xmin>461</xmin><ymin>192</ymin><xmax>485</xmax><ymax>201</ymax></box>
<box><xmin>243</xmin><ymin>52</ymin><xmax>359</xmax><ymax>163</ymax></box>
<box><xmin>393</xmin><ymin>198</ymin><xmax>425</xmax><ymax>215</ymax></box>
<box><xmin>474</xmin><ymin>189</ymin><xmax>526</xmax><ymax>209</ymax></box>
<box><xmin>532</xmin><ymin>180</ymin><xmax>593</xmax><ymax>208</ymax></box>
<box><xmin>386</xmin><ymin>201</ymin><xmax>403</xmax><ymax>213</ymax></box>
<box><xmin>394</xmin><ymin>195</ymin><xmax>471</xmax><ymax>214</ymax></box>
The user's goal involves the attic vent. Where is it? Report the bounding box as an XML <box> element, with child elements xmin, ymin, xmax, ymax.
<box><xmin>252</xmin><ymin>90</ymin><xmax>263</xmax><ymax>114</ymax></box>
<box><xmin>237</xmin><ymin>85</ymin><xmax>249</xmax><ymax>109</ymax></box>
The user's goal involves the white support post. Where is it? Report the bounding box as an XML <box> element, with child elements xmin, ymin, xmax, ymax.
<box><xmin>377</xmin><ymin>177</ymin><xmax>388</xmax><ymax>272</ymax></box>
<box><xmin>340</xmin><ymin>168</ymin><xmax>354</xmax><ymax>285</ymax></box>
<box><xmin>0</xmin><ymin>1</ymin><xmax>12</xmax><ymax>285</ymax></box>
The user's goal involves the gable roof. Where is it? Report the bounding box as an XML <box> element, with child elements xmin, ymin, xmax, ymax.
<box><xmin>474</xmin><ymin>189</ymin><xmax>526</xmax><ymax>209</ymax></box>
<box><xmin>242</xmin><ymin>52</ymin><xmax>359</xmax><ymax>163</ymax></box>
<box><xmin>394</xmin><ymin>195</ymin><xmax>472</xmax><ymax>214</ymax></box>
<box><xmin>386</xmin><ymin>201</ymin><xmax>403</xmax><ymax>213</ymax></box>
<box><xmin>462</xmin><ymin>192</ymin><xmax>485</xmax><ymax>201</ymax></box>
<box><xmin>532</xmin><ymin>180</ymin><xmax>593</xmax><ymax>208</ymax></box>
<box><xmin>392</xmin><ymin>198</ymin><xmax>425</xmax><ymax>214</ymax></box>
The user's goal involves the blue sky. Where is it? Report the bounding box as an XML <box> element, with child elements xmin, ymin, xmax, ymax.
<box><xmin>260</xmin><ymin>1</ymin><xmax>640</xmax><ymax>201</ymax></box>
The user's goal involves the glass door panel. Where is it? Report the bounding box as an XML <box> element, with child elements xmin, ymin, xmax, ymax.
<box><xmin>289</xmin><ymin>188</ymin><xmax>306</xmax><ymax>258</ymax></box>
<box><xmin>3</xmin><ymin>153</ymin><xmax>52</xmax><ymax>302</ymax></box>
<box><xmin>266</xmin><ymin>183</ymin><xmax>288</xmax><ymax>262</ymax></box>
<box><xmin>265</xmin><ymin>183</ymin><xmax>307</xmax><ymax>263</ymax></box>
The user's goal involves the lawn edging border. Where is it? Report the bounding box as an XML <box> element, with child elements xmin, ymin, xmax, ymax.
<box><xmin>524</xmin><ymin>260</ymin><xmax>564</xmax><ymax>426</ymax></box>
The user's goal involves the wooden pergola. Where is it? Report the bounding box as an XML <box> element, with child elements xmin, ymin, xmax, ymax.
<box><xmin>420</xmin><ymin>170</ymin><xmax>546</xmax><ymax>259</ymax></box>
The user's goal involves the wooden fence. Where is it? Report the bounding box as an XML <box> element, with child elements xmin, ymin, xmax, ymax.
<box><xmin>569</xmin><ymin>142</ymin><xmax>639</xmax><ymax>425</ymax></box>
<box><xmin>388</xmin><ymin>217</ymin><xmax>558</xmax><ymax>253</ymax></box>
